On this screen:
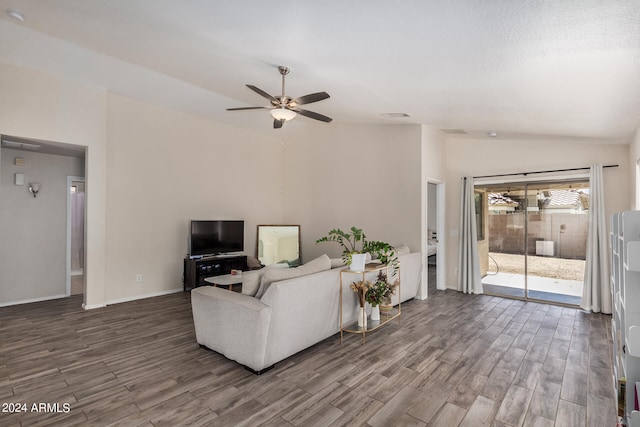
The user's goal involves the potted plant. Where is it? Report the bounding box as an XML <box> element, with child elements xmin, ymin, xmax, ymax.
<box><xmin>365</xmin><ymin>273</ymin><xmax>388</xmax><ymax>321</ymax></box>
<box><xmin>351</xmin><ymin>280</ymin><xmax>371</xmax><ymax>327</ymax></box>
<box><xmin>316</xmin><ymin>227</ymin><xmax>399</xmax><ymax>273</ymax></box>
<box><xmin>316</xmin><ymin>227</ymin><xmax>368</xmax><ymax>271</ymax></box>
<box><xmin>372</xmin><ymin>271</ymin><xmax>399</xmax><ymax>316</ymax></box>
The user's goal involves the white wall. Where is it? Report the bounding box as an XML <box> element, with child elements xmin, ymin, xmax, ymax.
<box><xmin>630</xmin><ymin>127</ymin><xmax>640</xmax><ymax>209</ymax></box>
<box><xmin>104</xmin><ymin>94</ymin><xmax>284</xmax><ymax>303</ymax></box>
<box><xmin>421</xmin><ymin>126</ymin><xmax>448</xmax><ymax>180</ymax></box>
<box><xmin>1</xmin><ymin>58</ymin><xmax>425</xmax><ymax>307</ymax></box>
<box><xmin>445</xmin><ymin>137</ymin><xmax>630</xmax><ymax>289</ymax></box>
<box><xmin>281</xmin><ymin>123</ymin><xmax>422</xmax><ymax>261</ymax></box>
<box><xmin>421</xmin><ymin>125</ymin><xmax>448</xmax><ymax>295</ymax></box>
<box><xmin>0</xmin><ymin>62</ymin><xmax>108</xmax><ymax>308</ymax></box>
<box><xmin>0</xmin><ymin>149</ymin><xmax>84</xmax><ymax>304</ymax></box>
<box><xmin>421</xmin><ymin>126</ymin><xmax>448</xmax><ymax>231</ymax></box>
<box><xmin>0</xmin><ymin>60</ymin><xmax>284</xmax><ymax>307</ymax></box>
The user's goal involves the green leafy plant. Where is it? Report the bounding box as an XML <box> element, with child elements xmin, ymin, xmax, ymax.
<box><xmin>316</xmin><ymin>227</ymin><xmax>367</xmax><ymax>265</ymax></box>
<box><xmin>316</xmin><ymin>227</ymin><xmax>399</xmax><ymax>274</ymax></box>
<box><xmin>365</xmin><ymin>271</ymin><xmax>398</xmax><ymax>306</ymax></box>
<box><xmin>364</xmin><ymin>240</ymin><xmax>399</xmax><ymax>274</ymax></box>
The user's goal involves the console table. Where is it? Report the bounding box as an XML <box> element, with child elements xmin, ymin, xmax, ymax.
<box><xmin>183</xmin><ymin>255</ymin><xmax>247</xmax><ymax>291</ymax></box>
<box><xmin>339</xmin><ymin>263</ymin><xmax>401</xmax><ymax>344</ymax></box>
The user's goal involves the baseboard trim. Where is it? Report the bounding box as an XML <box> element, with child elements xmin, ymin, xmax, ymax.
<box><xmin>1</xmin><ymin>288</ymin><xmax>184</xmax><ymax>309</ymax></box>
<box><xmin>105</xmin><ymin>288</ymin><xmax>183</xmax><ymax>306</ymax></box>
<box><xmin>0</xmin><ymin>294</ymin><xmax>68</xmax><ymax>307</ymax></box>
<box><xmin>82</xmin><ymin>303</ymin><xmax>106</xmax><ymax>310</ymax></box>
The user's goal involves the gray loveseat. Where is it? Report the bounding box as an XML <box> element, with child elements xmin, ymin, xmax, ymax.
<box><xmin>191</xmin><ymin>251</ymin><xmax>423</xmax><ymax>373</ymax></box>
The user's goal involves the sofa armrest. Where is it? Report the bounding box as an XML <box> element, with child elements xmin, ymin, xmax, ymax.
<box><xmin>391</xmin><ymin>252</ymin><xmax>423</xmax><ymax>303</ymax></box>
<box><xmin>191</xmin><ymin>286</ymin><xmax>271</xmax><ymax>371</ymax></box>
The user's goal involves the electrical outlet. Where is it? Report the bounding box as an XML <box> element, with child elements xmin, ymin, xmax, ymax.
<box><xmin>136</xmin><ymin>274</ymin><xmax>142</xmax><ymax>283</ymax></box>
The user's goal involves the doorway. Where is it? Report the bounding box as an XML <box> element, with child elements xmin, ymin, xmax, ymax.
<box><xmin>67</xmin><ymin>176</ymin><xmax>85</xmax><ymax>296</ymax></box>
<box><xmin>425</xmin><ymin>178</ymin><xmax>445</xmax><ymax>296</ymax></box>
<box><xmin>476</xmin><ymin>179</ymin><xmax>589</xmax><ymax>306</ymax></box>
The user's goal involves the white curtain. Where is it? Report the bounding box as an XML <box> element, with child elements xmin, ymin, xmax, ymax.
<box><xmin>581</xmin><ymin>164</ymin><xmax>611</xmax><ymax>313</ymax></box>
<box><xmin>458</xmin><ymin>176</ymin><xmax>483</xmax><ymax>294</ymax></box>
<box><xmin>71</xmin><ymin>191</ymin><xmax>85</xmax><ymax>271</ymax></box>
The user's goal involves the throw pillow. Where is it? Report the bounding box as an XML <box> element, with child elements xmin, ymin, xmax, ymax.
<box><xmin>255</xmin><ymin>254</ymin><xmax>331</xmax><ymax>298</ymax></box>
<box><xmin>395</xmin><ymin>244</ymin><xmax>411</xmax><ymax>256</ymax></box>
<box><xmin>246</xmin><ymin>256</ymin><xmax>263</xmax><ymax>270</ymax></box>
<box><xmin>330</xmin><ymin>258</ymin><xmax>345</xmax><ymax>268</ymax></box>
<box><xmin>240</xmin><ymin>269</ymin><xmax>262</xmax><ymax>296</ymax></box>
<box><xmin>241</xmin><ymin>263</ymin><xmax>289</xmax><ymax>296</ymax></box>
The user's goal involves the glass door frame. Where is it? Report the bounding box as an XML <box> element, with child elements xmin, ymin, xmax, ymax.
<box><xmin>476</xmin><ymin>177</ymin><xmax>589</xmax><ymax>306</ymax></box>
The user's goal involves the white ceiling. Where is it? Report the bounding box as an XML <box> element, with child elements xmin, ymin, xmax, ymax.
<box><xmin>1</xmin><ymin>0</ymin><xmax>639</xmax><ymax>142</ymax></box>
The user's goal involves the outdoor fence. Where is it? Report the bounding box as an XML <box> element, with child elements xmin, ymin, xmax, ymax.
<box><xmin>488</xmin><ymin>212</ymin><xmax>587</xmax><ymax>260</ymax></box>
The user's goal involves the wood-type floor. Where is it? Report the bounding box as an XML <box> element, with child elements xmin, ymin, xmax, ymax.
<box><xmin>0</xmin><ymin>278</ymin><xmax>616</xmax><ymax>426</ymax></box>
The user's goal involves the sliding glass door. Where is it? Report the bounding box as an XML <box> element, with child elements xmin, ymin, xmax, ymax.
<box><xmin>480</xmin><ymin>184</ymin><xmax>526</xmax><ymax>299</ymax></box>
<box><xmin>477</xmin><ymin>180</ymin><xmax>588</xmax><ymax>305</ymax></box>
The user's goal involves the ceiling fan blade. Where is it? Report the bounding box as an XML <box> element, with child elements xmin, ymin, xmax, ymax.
<box><xmin>246</xmin><ymin>85</ymin><xmax>277</xmax><ymax>103</ymax></box>
<box><xmin>273</xmin><ymin>118</ymin><xmax>285</xmax><ymax>129</ymax></box>
<box><xmin>293</xmin><ymin>108</ymin><xmax>333</xmax><ymax>123</ymax></box>
<box><xmin>226</xmin><ymin>106</ymin><xmax>270</xmax><ymax>111</ymax></box>
<box><xmin>292</xmin><ymin>91</ymin><xmax>330</xmax><ymax>106</ymax></box>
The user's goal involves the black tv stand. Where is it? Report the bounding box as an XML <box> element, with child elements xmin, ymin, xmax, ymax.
<box><xmin>183</xmin><ymin>255</ymin><xmax>247</xmax><ymax>291</ymax></box>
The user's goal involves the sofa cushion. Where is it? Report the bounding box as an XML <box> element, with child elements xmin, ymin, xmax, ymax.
<box><xmin>395</xmin><ymin>244</ymin><xmax>411</xmax><ymax>255</ymax></box>
<box><xmin>330</xmin><ymin>258</ymin><xmax>345</xmax><ymax>268</ymax></box>
<box><xmin>242</xmin><ymin>263</ymin><xmax>289</xmax><ymax>296</ymax></box>
<box><xmin>255</xmin><ymin>254</ymin><xmax>331</xmax><ymax>299</ymax></box>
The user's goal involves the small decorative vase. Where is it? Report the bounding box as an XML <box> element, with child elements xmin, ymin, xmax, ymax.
<box><xmin>350</xmin><ymin>253</ymin><xmax>367</xmax><ymax>271</ymax></box>
<box><xmin>380</xmin><ymin>296</ymin><xmax>393</xmax><ymax>316</ymax></box>
<box><xmin>370</xmin><ymin>305</ymin><xmax>380</xmax><ymax>321</ymax></box>
<box><xmin>357</xmin><ymin>306</ymin><xmax>367</xmax><ymax>328</ymax></box>
<box><xmin>380</xmin><ymin>304</ymin><xmax>392</xmax><ymax>316</ymax></box>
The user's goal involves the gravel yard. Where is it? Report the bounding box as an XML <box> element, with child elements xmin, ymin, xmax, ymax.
<box><xmin>487</xmin><ymin>252</ymin><xmax>585</xmax><ymax>281</ymax></box>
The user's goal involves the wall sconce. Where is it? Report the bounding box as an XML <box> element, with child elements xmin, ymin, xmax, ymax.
<box><xmin>29</xmin><ymin>182</ymin><xmax>40</xmax><ymax>198</ymax></box>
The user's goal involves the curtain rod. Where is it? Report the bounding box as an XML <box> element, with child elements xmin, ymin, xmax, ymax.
<box><xmin>473</xmin><ymin>164</ymin><xmax>618</xmax><ymax>179</ymax></box>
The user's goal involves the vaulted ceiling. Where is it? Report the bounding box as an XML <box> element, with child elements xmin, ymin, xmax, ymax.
<box><xmin>1</xmin><ymin>0</ymin><xmax>639</xmax><ymax>142</ymax></box>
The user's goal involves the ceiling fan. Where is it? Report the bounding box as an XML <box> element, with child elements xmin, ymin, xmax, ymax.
<box><xmin>227</xmin><ymin>66</ymin><xmax>332</xmax><ymax>129</ymax></box>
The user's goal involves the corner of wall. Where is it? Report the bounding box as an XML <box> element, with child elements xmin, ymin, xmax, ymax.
<box><xmin>630</xmin><ymin>127</ymin><xmax>640</xmax><ymax>210</ymax></box>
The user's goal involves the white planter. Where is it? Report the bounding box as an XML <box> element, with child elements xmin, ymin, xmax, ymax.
<box><xmin>357</xmin><ymin>306</ymin><xmax>367</xmax><ymax>328</ymax></box>
<box><xmin>349</xmin><ymin>253</ymin><xmax>367</xmax><ymax>271</ymax></box>
<box><xmin>370</xmin><ymin>305</ymin><xmax>380</xmax><ymax>321</ymax></box>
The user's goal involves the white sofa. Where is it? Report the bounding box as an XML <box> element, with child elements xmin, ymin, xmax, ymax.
<box><xmin>191</xmin><ymin>251</ymin><xmax>423</xmax><ymax>373</ymax></box>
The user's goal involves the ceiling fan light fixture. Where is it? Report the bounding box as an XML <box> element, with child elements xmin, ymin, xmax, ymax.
<box><xmin>270</xmin><ymin>108</ymin><xmax>297</xmax><ymax>121</ymax></box>
<box><xmin>228</xmin><ymin>67</ymin><xmax>331</xmax><ymax>127</ymax></box>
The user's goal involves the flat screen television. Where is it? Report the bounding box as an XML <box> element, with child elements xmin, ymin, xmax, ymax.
<box><xmin>189</xmin><ymin>220</ymin><xmax>244</xmax><ymax>257</ymax></box>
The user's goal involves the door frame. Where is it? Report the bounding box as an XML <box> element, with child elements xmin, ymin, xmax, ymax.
<box><xmin>636</xmin><ymin>158</ymin><xmax>640</xmax><ymax>209</ymax></box>
<box><xmin>422</xmin><ymin>177</ymin><xmax>446</xmax><ymax>298</ymax></box>
<box><xmin>475</xmin><ymin>173</ymin><xmax>590</xmax><ymax>304</ymax></box>
<box><xmin>66</xmin><ymin>176</ymin><xmax>85</xmax><ymax>296</ymax></box>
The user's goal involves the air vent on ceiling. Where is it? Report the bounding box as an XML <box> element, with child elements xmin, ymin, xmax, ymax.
<box><xmin>381</xmin><ymin>113</ymin><xmax>410</xmax><ymax>118</ymax></box>
<box><xmin>440</xmin><ymin>128</ymin><xmax>468</xmax><ymax>135</ymax></box>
